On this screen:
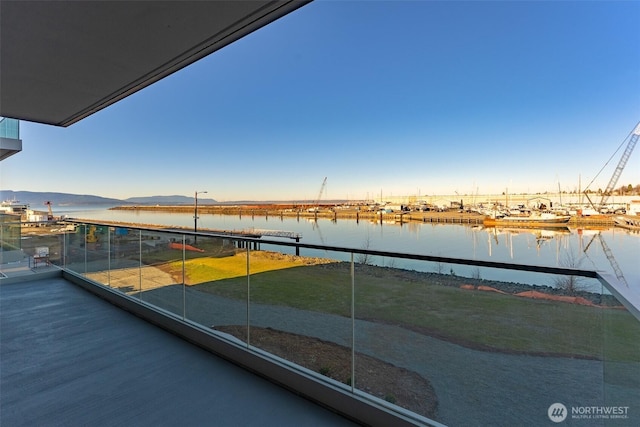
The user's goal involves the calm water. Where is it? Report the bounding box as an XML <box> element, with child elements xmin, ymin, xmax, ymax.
<box><xmin>61</xmin><ymin>205</ymin><xmax>640</xmax><ymax>291</ymax></box>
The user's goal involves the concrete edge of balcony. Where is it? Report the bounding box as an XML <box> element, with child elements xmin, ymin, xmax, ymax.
<box><xmin>60</xmin><ymin>270</ymin><xmax>438</xmax><ymax>427</ymax></box>
<box><xmin>0</xmin><ymin>265</ymin><xmax>62</xmax><ymax>284</ymax></box>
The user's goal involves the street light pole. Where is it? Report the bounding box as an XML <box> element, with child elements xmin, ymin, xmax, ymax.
<box><xmin>194</xmin><ymin>190</ymin><xmax>207</xmax><ymax>242</ymax></box>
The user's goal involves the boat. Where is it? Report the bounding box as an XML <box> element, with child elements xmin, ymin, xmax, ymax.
<box><xmin>483</xmin><ymin>211</ymin><xmax>572</xmax><ymax>228</ymax></box>
<box><xmin>0</xmin><ymin>199</ymin><xmax>30</xmax><ymax>221</ymax></box>
<box><xmin>0</xmin><ymin>199</ymin><xmax>29</xmax><ymax>214</ymax></box>
<box><xmin>613</xmin><ymin>215</ymin><xmax>640</xmax><ymax>231</ymax></box>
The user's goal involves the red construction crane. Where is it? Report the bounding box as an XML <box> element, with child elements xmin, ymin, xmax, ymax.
<box><xmin>44</xmin><ymin>201</ymin><xmax>54</xmax><ymax>221</ymax></box>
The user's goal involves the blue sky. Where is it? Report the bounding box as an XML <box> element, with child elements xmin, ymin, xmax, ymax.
<box><xmin>3</xmin><ymin>0</ymin><xmax>640</xmax><ymax>202</ymax></box>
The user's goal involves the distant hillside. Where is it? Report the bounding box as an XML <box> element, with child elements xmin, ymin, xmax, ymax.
<box><xmin>0</xmin><ymin>190</ymin><xmax>125</xmax><ymax>206</ymax></box>
<box><xmin>0</xmin><ymin>191</ymin><xmax>218</xmax><ymax>206</ymax></box>
<box><xmin>125</xmin><ymin>195</ymin><xmax>217</xmax><ymax>205</ymax></box>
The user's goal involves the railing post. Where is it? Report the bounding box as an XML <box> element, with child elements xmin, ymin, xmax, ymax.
<box><xmin>351</xmin><ymin>252</ymin><xmax>355</xmax><ymax>393</ymax></box>
<box><xmin>83</xmin><ymin>224</ymin><xmax>87</xmax><ymax>274</ymax></box>
<box><xmin>62</xmin><ymin>230</ymin><xmax>67</xmax><ymax>269</ymax></box>
<box><xmin>138</xmin><ymin>229</ymin><xmax>142</xmax><ymax>298</ymax></box>
<box><xmin>182</xmin><ymin>234</ymin><xmax>186</xmax><ymax>320</ymax></box>
<box><xmin>246</xmin><ymin>244</ymin><xmax>251</xmax><ymax>347</ymax></box>
<box><xmin>107</xmin><ymin>227</ymin><xmax>111</xmax><ymax>287</ymax></box>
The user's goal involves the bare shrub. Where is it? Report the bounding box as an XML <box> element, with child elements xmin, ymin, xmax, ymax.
<box><xmin>356</xmin><ymin>233</ymin><xmax>372</xmax><ymax>265</ymax></box>
<box><xmin>553</xmin><ymin>250</ymin><xmax>586</xmax><ymax>295</ymax></box>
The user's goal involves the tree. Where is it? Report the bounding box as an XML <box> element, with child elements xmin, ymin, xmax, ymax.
<box><xmin>552</xmin><ymin>250</ymin><xmax>586</xmax><ymax>295</ymax></box>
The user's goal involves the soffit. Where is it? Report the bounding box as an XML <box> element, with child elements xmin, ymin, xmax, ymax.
<box><xmin>0</xmin><ymin>1</ymin><xmax>309</xmax><ymax>127</ymax></box>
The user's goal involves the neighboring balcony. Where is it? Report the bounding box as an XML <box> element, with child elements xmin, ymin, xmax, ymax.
<box><xmin>2</xmin><ymin>220</ymin><xmax>639</xmax><ymax>426</ymax></box>
<box><xmin>0</xmin><ymin>117</ymin><xmax>21</xmax><ymax>161</ymax></box>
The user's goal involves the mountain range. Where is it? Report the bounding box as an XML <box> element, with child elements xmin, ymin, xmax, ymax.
<box><xmin>0</xmin><ymin>191</ymin><xmax>218</xmax><ymax>206</ymax></box>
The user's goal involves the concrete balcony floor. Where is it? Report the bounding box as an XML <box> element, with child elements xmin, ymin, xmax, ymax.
<box><xmin>0</xmin><ymin>277</ymin><xmax>358</xmax><ymax>426</ymax></box>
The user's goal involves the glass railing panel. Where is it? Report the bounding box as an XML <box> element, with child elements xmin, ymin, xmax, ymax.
<box><xmin>352</xmin><ymin>257</ymin><xmax>626</xmax><ymax>425</ymax></box>
<box><xmin>180</xmin><ymin>234</ymin><xmax>247</xmax><ymax>329</ymax></box>
<box><xmin>241</xmin><ymin>245</ymin><xmax>353</xmax><ymax>383</ymax></box>
<box><xmin>74</xmin><ymin>224</ymin><xmax>112</xmax><ymax>285</ymax></box>
<box><xmin>82</xmin><ymin>224</ymin><xmax>109</xmax><ymax>279</ymax></box>
<box><xmin>61</xmin><ymin>223</ymin><xmax>86</xmax><ymax>273</ymax></box>
<box><xmin>352</xmin><ymin>258</ymin><xmax>440</xmax><ymax>420</ymax></box>
<box><xmin>132</xmin><ymin>230</ymin><xmax>184</xmax><ymax>313</ymax></box>
<box><xmin>9</xmin><ymin>221</ymin><xmax>66</xmax><ymax>269</ymax></box>
<box><xmin>0</xmin><ymin>219</ymin><xmax>23</xmax><ymax>253</ymax></box>
<box><xmin>0</xmin><ymin>117</ymin><xmax>20</xmax><ymax>139</ymax></box>
<box><xmin>61</xmin><ymin>223</ymin><xmax>108</xmax><ymax>277</ymax></box>
<box><xmin>603</xmin><ymin>289</ymin><xmax>640</xmax><ymax>424</ymax></box>
<box><xmin>106</xmin><ymin>227</ymin><xmax>133</xmax><ymax>287</ymax></box>
<box><xmin>100</xmin><ymin>227</ymin><xmax>143</xmax><ymax>294</ymax></box>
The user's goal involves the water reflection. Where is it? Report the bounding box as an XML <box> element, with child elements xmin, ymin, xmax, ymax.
<box><xmin>70</xmin><ymin>208</ymin><xmax>640</xmax><ymax>289</ymax></box>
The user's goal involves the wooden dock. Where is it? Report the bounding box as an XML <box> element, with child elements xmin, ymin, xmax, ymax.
<box><xmin>110</xmin><ymin>205</ymin><xmax>617</xmax><ymax>228</ymax></box>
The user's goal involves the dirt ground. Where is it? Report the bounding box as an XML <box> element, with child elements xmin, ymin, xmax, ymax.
<box><xmin>214</xmin><ymin>325</ymin><xmax>438</xmax><ymax>419</ymax></box>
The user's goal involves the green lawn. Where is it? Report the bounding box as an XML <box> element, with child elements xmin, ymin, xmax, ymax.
<box><xmin>176</xmin><ymin>253</ymin><xmax>640</xmax><ymax>362</ymax></box>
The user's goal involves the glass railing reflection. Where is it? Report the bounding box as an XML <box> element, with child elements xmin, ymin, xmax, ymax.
<box><xmin>244</xmin><ymin>248</ymin><xmax>352</xmax><ymax>381</ymax></box>
<box><xmin>8</xmin><ymin>222</ymin><xmax>66</xmax><ymax>268</ymax></box>
<box><xmin>352</xmin><ymin>262</ymin><xmax>639</xmax><ymax>424</ymax></box>
<box><xmin>106</xmin><ymin>227</ymin><xmax>141</xmax><ymax>292</ymax></box>
<box><xmin>180</xmin><ymin>234</ymin><xmax>248</xmax><ymax>328</ymax></box>
<box><xmin>62</xmin><ymin>224</ymin><xmax>90</xmax><ymax>274</ymax></box>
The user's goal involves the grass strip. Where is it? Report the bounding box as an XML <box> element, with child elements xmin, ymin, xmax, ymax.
<box><xmin>169</xmin><ymin>252</ymin><xmax>640</xmax><ymax>362</ymax></box>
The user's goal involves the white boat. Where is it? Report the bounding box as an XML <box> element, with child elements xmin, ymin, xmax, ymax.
<box><xmin>0</xmin><ymin>199</ymin><xmax>29</xmax><ymax>216</ymax></box>
<box><xmin>484</xmin><ymin>211</ymin><xmax>571</xmax><ymax>228</ymax></box>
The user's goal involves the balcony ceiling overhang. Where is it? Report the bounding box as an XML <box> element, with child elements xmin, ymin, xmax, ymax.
<box><xmin>0</xmin><ymin>1</ymin><xmax>309</xmax><ymax>127</ymax></box>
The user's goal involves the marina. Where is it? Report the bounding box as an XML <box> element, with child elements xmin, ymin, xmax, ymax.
<box><xmin>19</xmin><ymin>203</ymin><xmax>638</xmax><ymax>290</ymax></box>
<box><xmin>108</xmin><ymin>203</ymin><xmax>619</xmax><ymax>227</ymax></box>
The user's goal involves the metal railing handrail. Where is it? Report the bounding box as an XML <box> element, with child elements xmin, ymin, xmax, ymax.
<box><xmin>67</xmin><ymin>219</ymin><xmax>640</xmax><ymax>321</ymax></box>
<box><xmin>67</xmin><ymin>219</ymin><xmax>600</xmax><ymax>278</ymax></box>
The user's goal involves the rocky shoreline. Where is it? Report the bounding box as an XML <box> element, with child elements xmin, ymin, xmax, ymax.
<box><xmin>347</xmin><ymin>263</ymin><xmax>623</xmax><ymax>307</ymax></box>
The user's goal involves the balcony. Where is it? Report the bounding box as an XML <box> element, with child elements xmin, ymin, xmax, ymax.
<box><xmin>0</xmin><ymin>117</ymin><xmax>21</xmax><ymax>161</ymax></box>
<box><xmin>2</xmin><ymin>220</ymin><xmax>639</xmax><ymax>426</ymax></box>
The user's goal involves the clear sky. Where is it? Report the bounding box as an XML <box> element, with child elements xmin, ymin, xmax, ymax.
<box><xmin>3</xmin><ymin>0</ymin><xmax>640</xmax><ymax>202</ymax></box>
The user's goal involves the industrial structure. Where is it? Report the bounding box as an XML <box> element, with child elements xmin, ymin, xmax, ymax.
<box><xmin>585</xmin><ymin>121</ymin><xmax>640</xmax><ymax>211</ymax></box>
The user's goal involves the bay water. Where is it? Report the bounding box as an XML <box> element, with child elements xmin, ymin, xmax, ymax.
<box><xmin>59</xmin><ymin>205</ymin><xmax>640</xmax><ymax>292</ymax></box>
